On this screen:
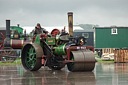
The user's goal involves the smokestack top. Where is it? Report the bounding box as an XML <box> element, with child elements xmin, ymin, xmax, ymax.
<box><xmin>6</xmin><ymin>20</ymin><xmax>10</xmax><ymax>22</ymax></box>
<box><xmin>67</xmin><ymin>12</ymin><xmax>73</xmax><ymax>15</ymax></box>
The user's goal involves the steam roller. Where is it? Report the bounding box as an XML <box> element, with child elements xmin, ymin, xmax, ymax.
<box><xmin>21</xmin><ymin>12</ymin><xmax>96</xmax><ymax>72</ymax></box>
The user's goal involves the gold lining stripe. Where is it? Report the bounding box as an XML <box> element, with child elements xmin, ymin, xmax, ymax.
<box><xmin>10</xmin><ymin>39</ymin><xmax>12</xmax><ymax>47</ymax></box>
<box><xmin>21</xmin><ymin>40</ymin><xmax>24</xmax><ymax>47</ymax></box>
<box><xmin>55</xmin><ymin>47</ymin><xmax>58</xmax><ymax>54</ymax></box>
<box><xmin>30</xmin><ymin>41</ymin><xmax>32</xmax><ymax>44</ymax></box>
<box><xmin>30</xmin><ymin>40</ymin><xmax>33</xmax><ymax>44</ymax></box>
<box><xmin>63</xmin><ymin>44</ymin><xmax>66</xmax><ymax>54</ymax></box>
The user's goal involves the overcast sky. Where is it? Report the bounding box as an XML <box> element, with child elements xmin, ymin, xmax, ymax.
<box><xmin>0</xmin><ymin>0</ymin><xmax>128</xmax><ymax>27</ymax></box>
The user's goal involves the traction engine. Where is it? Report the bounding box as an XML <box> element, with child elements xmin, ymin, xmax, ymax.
<box><xmin>21</xmin><ymin>12</ymin><xmax>96</xmax><ymax>71</ymax></box>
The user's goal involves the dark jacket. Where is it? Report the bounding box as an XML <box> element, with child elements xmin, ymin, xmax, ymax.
<box><xmin>34</xmin><ymin>27</ymin><xmax>48</xmax><ymax>35</ymax></box>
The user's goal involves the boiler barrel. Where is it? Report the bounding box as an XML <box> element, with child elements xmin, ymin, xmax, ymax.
<box><xmin>10</xmin><ymin>39</ymin><xmax>32</xmax><ymax>49</ymax></box>
<box><xmin>53</xmin><ymin>44</ymin><xmax>67</xmax><ymax>55</ymax></box>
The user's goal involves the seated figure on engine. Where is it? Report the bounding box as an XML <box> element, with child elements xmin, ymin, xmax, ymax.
<box><xmin>34</xmin><ymin>23</ymin><xmax>48</xmax><ymax>35</ymax></box>
<box><xmin>61</xmin><ymin>26</ymin><xmax>66</xmax><ymax>34</ymax></box>
<box><xmin>32</xmin><ymin>23</ymin><xmax>48</xmax><ymax>42</ymax></box>
<box><xmin>13</xmin><ymin>29</ymin><xmax>20</xmax><ymax>39</ymax></box>
<box><xmin>60</xmin><ymin>26</ymin><xmax>69</xmax><ymax>41</ymax></box>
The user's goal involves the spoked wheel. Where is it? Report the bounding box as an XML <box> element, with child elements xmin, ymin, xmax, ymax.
<box><xmin>47</xmin><ymin>57</ymin><xmax>65</xmax><ymax>70</ymax></box>
<box><xmin>0</xmin><ymin>41</ymin><xmax>4</xmax><ymax>50</ymax></box>
<box><xmin>67</xmin><ymin>50</ymin><xmax>96</xmax><ymax>72</ymax></box>
<box><xmin>0</xmin><ymin>48</ymin><xmax>16</xmax><ymax>63</ymax></box>
<box><xmin>0</xmin><ymin>32</ymin><xmax>5</xmax><ymax>50</ymax></box>
<box><xmin>21</xmin><ymin>43</ymin><xmax>43</xmax><ymax>71</ymax></box>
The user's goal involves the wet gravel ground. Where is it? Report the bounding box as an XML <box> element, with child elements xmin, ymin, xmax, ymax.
<box><xmin>0</xmin><ymin>63</ymin><xmax>128</xmax><ymax>85</ymax></box>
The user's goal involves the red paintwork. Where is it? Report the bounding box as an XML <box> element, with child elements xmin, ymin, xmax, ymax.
<box><xmin>11</xmin><ymin>40</ymin><xmax>23</xmax><ymax>48</ymax></box>
<box><xmin>40</xmin><ymin>34</ymin><xmax>47</xmax><ymax>39</ymax></box>
<box><xmin>51</xmin><ymin>29</ymin><xmax>60</xmax><ymax>36</ymax></box>
<box><xmin>11</xmin><ymin>40</ymin><xmax>32</xmax><ymax>49</ymax></box>
<box><xmin>64</xmin><ymin>60</ymin><xmax>97</xmax><ymax>63</ymax></box>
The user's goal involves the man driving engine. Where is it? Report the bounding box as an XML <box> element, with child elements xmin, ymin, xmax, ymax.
<box><xmin>34</xmin><ymin>23</ymin><xmax>48</xmax><ymax>35</ymax></box>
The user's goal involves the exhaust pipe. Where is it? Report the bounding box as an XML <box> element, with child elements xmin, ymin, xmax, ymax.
<box><xmin>67</xmin><ymin>12</ymin><xmax>73</xmax><ymax>37</ymax></box>
<box><xmin>4</xmin><ymin>20</ymin><xmax>11</xmax><ymax>47</ymax></box>
<box><xmin>6</xmin><ymin>20</ymin><xmax>11</xmax><ymax>38</ymax></box>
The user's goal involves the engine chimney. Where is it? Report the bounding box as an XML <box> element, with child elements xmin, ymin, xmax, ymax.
<box><xmin>4</xmin><ymin>20</ymin><xmax>11</xmax><ymax>47</ymax></box>
<box><xmin>67</xmin><ymin>12</ymin><xmax>73</xmax><ymax>37</ymax></box>
<box><xmin>6</xmin><ymin>20</ymin><xmax>11</xmax><ymax>38</ymax></box>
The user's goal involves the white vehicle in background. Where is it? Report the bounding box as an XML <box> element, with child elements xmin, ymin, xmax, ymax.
<box><xmin>101</xmin><ymin>53</ymin><xmax>114</xmax><ymax>61</ymax></box>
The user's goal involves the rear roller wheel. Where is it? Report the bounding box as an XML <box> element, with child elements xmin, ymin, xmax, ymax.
<box><xmin>21</xmin><ymin>43</ymin><xmax>43</xmax><ymax>71</ymax></box>
<box><xmin>67</xmin><ymin>50</ymin><xmax>95</xmax><ymax>72</ymax></box>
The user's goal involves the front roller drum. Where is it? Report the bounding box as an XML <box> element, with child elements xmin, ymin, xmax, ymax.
<box><xmin>67</xmin><ymin>50</ymin><xmax>96</xmax><ymax>72</ymax></box>
<box><xmin>21</xmin><ymin>43</ymin><xmax>43</xmax><ymax>71</ymax></box>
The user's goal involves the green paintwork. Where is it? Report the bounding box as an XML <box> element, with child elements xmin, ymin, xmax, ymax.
<box><xmin>71</xmin><ymin>56</ymin><xmax>74</xmax><ymax>68</ymax></box>
<box><xmin>46</xmin><ymin>38</ymin><xmax>55</xmax><ymax>45</ymax></box>
<box><xmin>10</xmin><ymin>26</ymin><xmax>23</xmax><ymax>34</ymax></box>
<box><xmin>95</xmin><ymin>27</ymin><xmax>128</xmax><ymax>48</ymax></box>
<box><xmin>25</xmin><ymin>46</ymin><xmax>36</xmax><ymax>69</ymax></box>
<box><xmin>10</xmin><ymin>26</ymin><xmax>23</xmax><ymax>39</ymax></box>
<box><xmin>34</xmin><ymin>35</ymin><xmax>40</xmax><ymax>44</ymax></box>
<box><xmin>53</xmin><ymin>44</ymin><xmax>66</xmax><ymax>55</ymax></box>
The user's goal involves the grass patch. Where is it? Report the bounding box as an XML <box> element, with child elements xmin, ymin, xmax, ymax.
<box><xmin>95</xmin><ymin>54</ymin><xmax>114</xmax><ymax>63</ymax></box>
<box><xmin>0</xmin><ymin>58</ymin><xmax>21</xmax><ymax>65</ymax></box>
<box><xmin>95</xmin><ymin>54</ymin><xmax>99</xmax><ymax>57</ymax></box>
<box><xmin>97</xmin><ymin>60</ymin><xmax>114</xmax><ymax>63</ymax></box>
<box><xmin>0</xmin><ymin>55</ymin><xmax>115</xmax><ymax>65</ymax></box>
